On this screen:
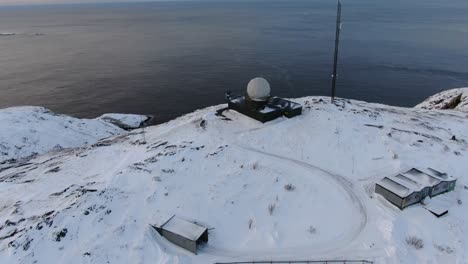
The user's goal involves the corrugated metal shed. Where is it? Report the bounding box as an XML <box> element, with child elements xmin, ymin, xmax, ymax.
<box><xmin>375</xmin><ymin>168</ymin><xmax>456</xmax><ymax>210</ymax></box>
<box><xmin>162</xmin><ymin>217</ymin><xmax>207</xmax><ymax>242</ymax></box>
<box><xmin>378</xmin><ymin>177</ymin><xmax>411</xmax><ymax>198</ymax></box>
<box><xmin>404</xmin><ymin>168</ymin><xmax>440</xmax><ymax>186</ymax></box>
<box><xmin>152</xmin><ymin>215</ymin><xmax>208</xmax><ymax>254</ymax></box>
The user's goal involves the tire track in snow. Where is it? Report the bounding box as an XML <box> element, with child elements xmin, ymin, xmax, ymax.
<box><xmin>202</xmin><ymin>143</ymin><xmax>369</xmax><ymax>259</ymax></box>
<box><xmin>237</xmin><ymin>144</ymin><xmax>368</xmax><ymax>240</ymax></box>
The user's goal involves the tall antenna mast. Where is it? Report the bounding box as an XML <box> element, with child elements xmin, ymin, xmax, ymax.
<box><xmin>331</xmin><ymin>0</ymin><xmax>342</xmax><ymax>103</ymax></box>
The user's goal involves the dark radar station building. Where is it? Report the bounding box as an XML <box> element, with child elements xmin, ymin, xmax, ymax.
<box><xmin>375</xmin><ymin>168</ymin><xmax>456</xmax><ymax>210</ymax></box>
<box><xmin>226</xmin><ymin>77</ymin><xmax>302</xmax><ymax>123</ymax></box>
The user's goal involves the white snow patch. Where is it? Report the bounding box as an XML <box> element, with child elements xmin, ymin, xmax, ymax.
<box><xmin>0</xmin><ymin>96</ymin><xmax>467</xmax><ymax>264</ymax></box>
<box><xmin>97</xmin><ymin>113</ymin><xmax>150</xmax><ymax>129</ymax></box>
<box><xmin>0</xmin><ymin>106</ymin><xmax>147</xmax><ymax>163</ymax></box>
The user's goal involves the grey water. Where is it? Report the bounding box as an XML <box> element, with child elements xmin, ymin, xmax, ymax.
<box><xmin>0</xmin><ymin>0</ymin><xmax>467</xmax><ymax>124</ymax></box>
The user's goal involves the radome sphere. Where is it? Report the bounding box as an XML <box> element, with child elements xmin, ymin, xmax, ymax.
<box><xmin>247</xmin><ymin>77</ymin><xmax>271</xmax><ymax>101</ymax></box>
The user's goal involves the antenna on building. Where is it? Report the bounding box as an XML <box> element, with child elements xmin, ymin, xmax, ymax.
<box><xmin>331</xmin><ymin>0</ymin><xmax>342</xmax><ymax>103</ymax></box>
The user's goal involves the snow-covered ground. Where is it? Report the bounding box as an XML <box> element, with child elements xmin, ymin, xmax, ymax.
<box><xmin>0</xmin><ymin>106</ymin><xmax>148</xmax><ymax>163</ymax></box>
<box><xmin>0</xmin><ymin>96</ymin><xmax>467</xmax><ymax>264</ymax></box>
<box><xmin>416</xmin><ymin>87</ymin><xmax>468</xmax><ymax>112</ymax></box>
<box><xmin>97</xmin><ymin>113</ymin><xmax>151</xmax><ymax>130</ymax></box>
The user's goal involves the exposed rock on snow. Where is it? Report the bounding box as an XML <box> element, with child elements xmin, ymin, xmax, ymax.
<box><xmin>0</xmin><ymin>106</ymin><xmax>147</xmax><ymax>163</ymax></box>
<box><xmin>0</xmin><ymin>96</ymin><xmax>467</xmax><ymax>264</ymax></box>
<box><xmin>97</xmin><ymin>113</ymin><xmax>151</xmax><ymax>130</ymax></box>
<box><xmin>415</xmin><ymin>88</ymin><xmax>468</xmax><ymax>112</ymax></box>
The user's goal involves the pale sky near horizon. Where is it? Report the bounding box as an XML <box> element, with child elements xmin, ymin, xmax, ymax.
<box><xmin>0</xmin><ymin>0</ymin><xmax>169</xmax><ymax>6</ymax></box>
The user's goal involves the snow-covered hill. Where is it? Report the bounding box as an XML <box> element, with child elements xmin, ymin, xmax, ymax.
<box><xmin>0</xmin><ymin>106</ymin><xmax>149</xmax><ymax>163</ymax></box>
<box><xmin>96</xmin><ymin>113</ymin><xmax>151</xmax><ymax>130</ymax></box>
<box><xmin>0</xmin><ymin>97</ymin><xmax>467</xmax><ymax>264</ymax></box>
<box><xmin>416</xmin><ymin>87</ymin><xmax>468</xmax><ymax>112</ymax></box>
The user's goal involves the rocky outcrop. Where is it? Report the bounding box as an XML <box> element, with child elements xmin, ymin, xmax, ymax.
<box><xmin>415</xmin><ymin>88</ymin><xmax>468</xmax><ymax>112</ymax></box>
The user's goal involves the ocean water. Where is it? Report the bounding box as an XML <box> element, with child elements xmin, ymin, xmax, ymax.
<box><xmin>0</xmin><ymin>0</ymin><xmax>467</xmax><ymax>123</ymax></box>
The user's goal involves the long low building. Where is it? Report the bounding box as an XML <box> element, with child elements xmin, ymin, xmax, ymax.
<box><xmin>375</xmin><ymin>168</ymin><xmax>456</xmax><ymax>209</ymax></box>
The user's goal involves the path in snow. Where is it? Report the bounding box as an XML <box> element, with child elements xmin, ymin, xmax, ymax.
<box><xmin>200</xmin><ymin>141</ymin><xmax>369</xmax><ymax>259</ymax></box>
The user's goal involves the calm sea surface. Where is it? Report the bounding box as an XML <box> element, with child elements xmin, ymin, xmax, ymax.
<box><xmin>1</xmin><ymin>0</ymin><xmax>467</xmax><ymax>123</ymax></box>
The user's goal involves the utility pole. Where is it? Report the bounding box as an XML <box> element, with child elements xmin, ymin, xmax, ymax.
<box><xmin>331</xmin><ymin>0</ymin><xmax>342</xmax><ymax>103</ymax></box>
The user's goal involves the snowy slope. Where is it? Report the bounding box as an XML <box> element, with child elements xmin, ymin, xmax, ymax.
<box><xmin>97</xmin><ymin>113</ymin><xmax>151</xmax><ymax>130</ymax></box>
<box><xmin>416</xmin><ymin>87</ymin><xmax>468</xmax><ymax>112</ymax></box>
<box><xmin>0</xmin><ymin>106</ymin><xmax>148</xmax><ymax>163</ymax></box>
<box><xmin>0</xmin><ymin>98</ymin><xmax>467</xmax><ymax>264</ymax></box>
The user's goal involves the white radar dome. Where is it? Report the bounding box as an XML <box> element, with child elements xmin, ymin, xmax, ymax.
<box><xmin>247</xmin><ymin>77</ymin><xmax>271</xmax><ymax>101</ymax></box>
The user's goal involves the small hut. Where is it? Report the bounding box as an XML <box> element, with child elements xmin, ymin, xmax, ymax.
<box><xmin>152</xmin><ymin>216</ymin><xmax>208</xmax><ymax>254</ymax></box>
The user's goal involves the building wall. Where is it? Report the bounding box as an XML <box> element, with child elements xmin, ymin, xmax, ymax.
<box><xmin>162</xmin><ymin>230</ymin><xmax>197</xmax><ymax>254</ymax></box>
<box><xmin>403</xmin><ymin>192</ymin><xmax>422</xmax><ymax>208</ymax></box>
<box><xmin>420</xmin><ymin>186</ymin><xmax>431</xmax><ymax>198</ymax></box>
<box><xmin>432</xmin><ymin>182</ymin><xmax>448</xmax><ymax>196</ymax></box>
<box><xmin>375</xmin><ymin>184</ymin><xmax>404</xmax><ymax>209</ymax></box>
<box><xmin>431</xmin><ymin>180</ymin><xmax>456</xmax><ymax>196</ymax></box>
<box><xmin>449</xmin><ymin>180</ymin><xmax>457</xmax><ymax>191</ymax></box>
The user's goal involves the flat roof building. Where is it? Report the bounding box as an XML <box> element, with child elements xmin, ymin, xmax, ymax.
<box><xmin>375</xmin><ymin>168</ymin><xmax>456</xmax><ymax>209</ymax></box>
